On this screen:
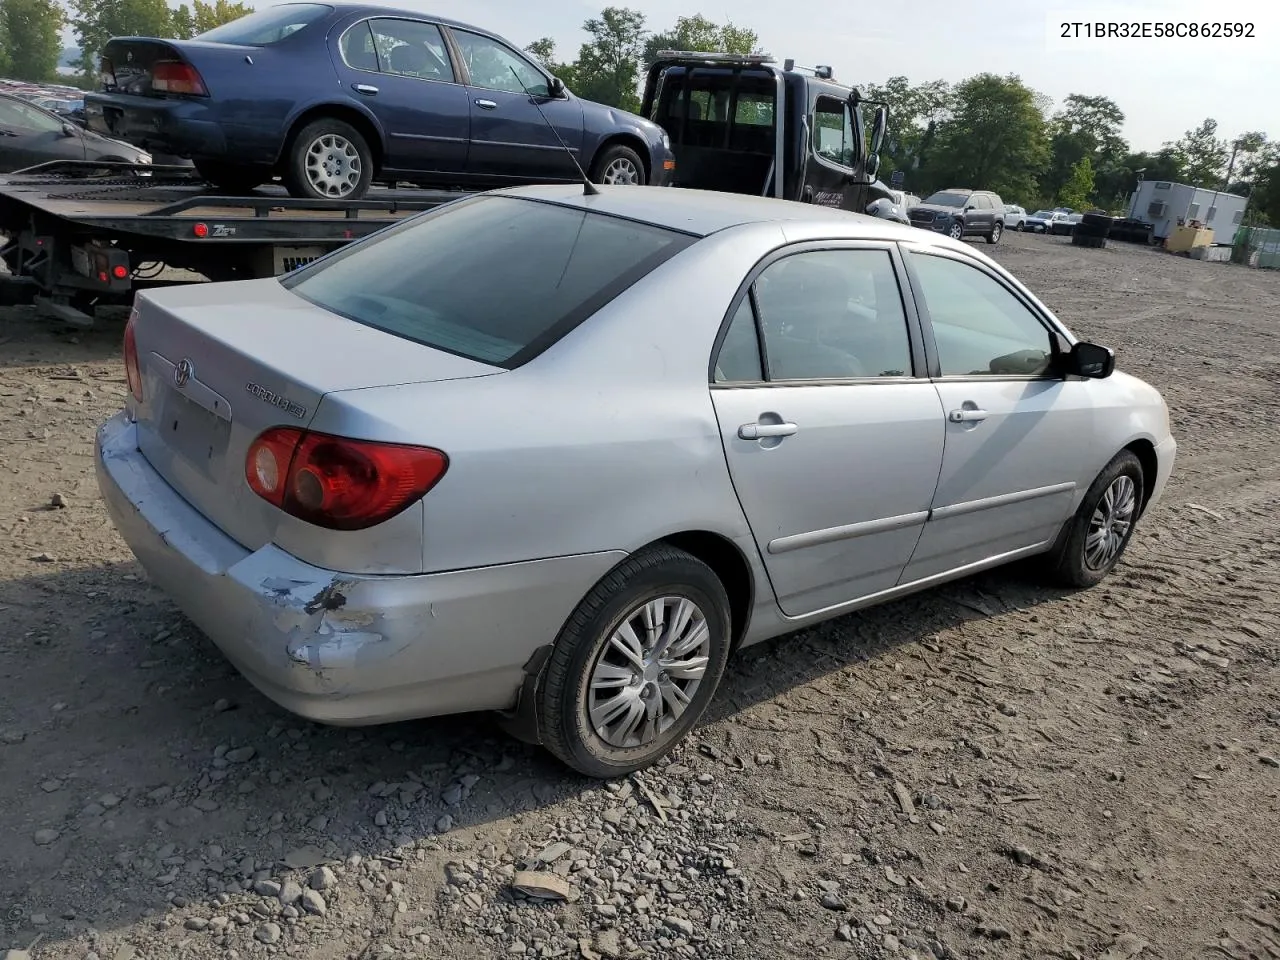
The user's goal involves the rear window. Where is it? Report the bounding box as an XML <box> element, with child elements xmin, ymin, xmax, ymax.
<box><xmin>281</xmin><ymin>196</ymin><xmax>696</xmax><ymax>368</ymax></box>
<box><xmin>195</xmin><ymin>3</ymin><xmax>331</xmax><ymax>45</ymax></box>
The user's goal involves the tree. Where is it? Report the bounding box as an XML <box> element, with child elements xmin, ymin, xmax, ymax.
<box><xmin>1166</xmin><ymin>117</ymin><xmax>1229</xmax><ymax>186</ymax></box>
<box><xmin>170</xmin><ymin>0</ymin><xmax>253</xmax><ymax>38</ymax></box>
<box><xmin>859</xmin><ymin>76</ymin><xmax>951</xmax><ymax>186</ymax></box>
<box><xmin>0</xmin><ymin>0</ymin><xmax>66</xmax><ymax>82</ymax></box>
<box><xmin>923</xmin><ymin>73</ymin><xmax>1050</xmax><ymax>203</ymax></box>
<box><xmin>641</xmin><ymin>14</ymin><xmax>759</xmax><ymax>65</ymax></box>
<box><xmin>571</xmin><ymin>6</ymin><xmax>647</xmax><ymax>112</ymax></box>
<box><xmin>1058</xmin><ymin>155</ymin><xmax>1095</xmax><ymax>209</ymax></box>
<box><xmin>1044</xmin><ymin>94</ymin><xmax>1126</xmax><ymax>199</ymax></box>
<box><xmin>525</xmin><ymin>37</ymin><xmax>577</xmax><ymax>89</ymax></box>
<box><xmin>69</xmin><ymin>0</ymin><xmax>176</xmax><ymax>76</ymax></box>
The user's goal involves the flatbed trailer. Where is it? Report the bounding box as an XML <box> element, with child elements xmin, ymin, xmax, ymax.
<box><xmin>0</xmin><ymin>160</ymin><xmax>465</xmax><ymax>326</ymax></box>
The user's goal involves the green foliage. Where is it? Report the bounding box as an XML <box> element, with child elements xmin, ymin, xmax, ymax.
<box><xmin>1058</xmin><ymin>155</ymin><xmax>1095</xmax><ymax>210</ymax></box>
<box><xmin>1165</xmin><ymin>117</ymin><xmax>1229</xmax><ymax>186</ymax></box>
<box><xmin>923</xmin><ymin>73</ymin><xmax>1050</xmax><ymax>202</ymax></box>
<box><xmin>642</xmin><ymin>14</ymin><xmax>759</xmax><ymax>64</ymax></box>
<box><xmin>0</xmin><ymin>0</ymin><xmax>66</xmax><ymax>82</ymax></box>
<box><xmin>571</xmin><ymin>6</ymin><xmax>647</xmax><ymax>113</ymax></box>
<box><xmin>858</xmin><ymin>76</ymin><xmax>951</xmax><ymax>183</ymax></box>
<box><xmin>1044</xmin><ymin>94</ymin><xmax>1125</xmax><ymax>199</ymax></box>
<box><xmin>69</xmin><ymin>0</ymin><xmax>251</xmax><ymax>75</ymax></box>
<box><xmin>525</xmin><ymin>37</ymin><xmax>578</xmax><ymax>89</ymax></box>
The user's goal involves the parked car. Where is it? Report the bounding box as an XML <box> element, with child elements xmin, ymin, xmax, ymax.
<box><xmin>0</xmin><ymin>92</ymin><xmax>151</xmax><ymax>174</ymax></box>
<box><xmin>1005</xmin><ymin>204</ymin><xmax>1026</xmax><ymax>230</ymax></box>
<box><xmin>95</xmin><ymin>184</ymin><xmax>1176</xmax><ymax>777</ymax></box>
<box><xmin>1024</xmin><ymin>209</ymin><xmax>1072</xmax><ymax>234</ymax></box>
<box><xmin>32</xmin><ymin>96</ymin><xmax>87</xmax><ymax>127</ymax></box>
<box><xmin>907</xmin><ymin>188</ymin><xmax>1006</xmax><ymax>243</ymax></box>
<box><xmin>84</xmin><ymin>2</ymin><xmax>675</xmax><ymax>200</ymax></box>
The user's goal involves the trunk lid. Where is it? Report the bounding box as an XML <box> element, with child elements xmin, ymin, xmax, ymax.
<box><xmin>100</xmin><ymin>39</ymin><xmax>189</xmax><ymax>96</ymax></box>
<box><xmin>129</xmin><ymin>278</ymin><xmax>501</xmax><ymax>552</ymax></box>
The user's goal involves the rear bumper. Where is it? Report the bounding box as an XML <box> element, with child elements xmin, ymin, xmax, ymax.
<box><xmin>94</xmin><ymin>411</ymin><xmax>624</xmax><ymax>725</ymax></box>
<box><xmin>85</xmin><ymin>92</ymin><xmax>228</xmax><ymax>159</ymax></box>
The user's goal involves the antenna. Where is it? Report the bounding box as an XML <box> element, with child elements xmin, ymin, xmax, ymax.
<box><xmin>510</xmin><ymin>66</ymin><xmax>598</xmax><ymax>196</ymax></box>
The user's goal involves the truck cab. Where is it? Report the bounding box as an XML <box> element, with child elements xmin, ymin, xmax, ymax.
<box><xmin>640</xmin><ymin>51</ymin><xmax>888</xmax><ymax>215</ymax></box>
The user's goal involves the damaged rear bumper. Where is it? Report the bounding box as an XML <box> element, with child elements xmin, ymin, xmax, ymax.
<box><xmin>94</xmin><ymin>412</ymin><xmax>625</xmax><ymax>725</ymax></box>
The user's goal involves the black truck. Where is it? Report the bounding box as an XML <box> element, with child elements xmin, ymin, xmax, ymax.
<box><xmin>0</xmin><ymin>51</ymin><xmax>895</xmax><ymax>327</ymax></box>
<box><xmin>641</xmin><ymin>51</ymin><xmax>894</xmax><ymax>215</ymax></box>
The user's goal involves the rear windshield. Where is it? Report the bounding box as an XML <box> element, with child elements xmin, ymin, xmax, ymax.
<box><xmin>281</xmin><ymin>195</ymin><xmax>696</xmax><ymax>368</ymax></box>
<box><xmin>195</xmin><ymin>4</ymin><xmax>331</xmax><ymax>45</ymax></box>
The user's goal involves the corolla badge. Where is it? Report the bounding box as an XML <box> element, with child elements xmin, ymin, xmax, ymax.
<box><xmin>245</xmin><ymin>381</ymin><xmax>307</xmax><ymax>419</ymax></box>
<box><xmin>174</xmin><ymin>358</ymin><xmax>194</xmax><ymax>388</ymax></box>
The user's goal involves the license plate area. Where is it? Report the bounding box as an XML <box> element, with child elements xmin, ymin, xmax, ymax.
<box><xmin>159</xmin><ymin>386</ymin><xmax>231</xmax><ymax>477</ymax></box>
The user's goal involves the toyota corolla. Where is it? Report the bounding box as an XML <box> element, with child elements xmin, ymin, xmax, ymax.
<box><xmin>95</xmin><ymin>184</ymin><xmax>1176</xmax><ymax>778</ymax></box>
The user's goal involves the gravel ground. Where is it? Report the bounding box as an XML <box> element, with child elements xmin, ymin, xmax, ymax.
<box><xmin>1</xmin><ymin>231</ymin><xmax>1278</xmax><ymax>960</ymax></box>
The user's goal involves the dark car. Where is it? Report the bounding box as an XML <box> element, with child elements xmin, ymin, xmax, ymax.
<box><xmin>907</xmin><ymin>188</ymin><xmax>1005</xmax><ymax>244</ymax></box>
<box><xmin>83</xmin><ymin>2</ymin><xmax>675</xmax><ymax>200</ymax></box>
<box><xmin>0</xmin><ymin>92</ymin><xmax>152</xmax><ymax>174</ymax></box>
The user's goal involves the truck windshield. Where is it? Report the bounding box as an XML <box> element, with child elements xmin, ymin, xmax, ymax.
<box><xmin>281</xmin><ymin>196</ymin><xmax>695</xmax><ymax>368</ymax></box>
<box><xmin>924</xmin><ymin>192</ymin><xmax>971</xmax><ymax>207</ymax></box>
<box><xmin>195</xmin><ymin>3</ymin><xmax>331</xmax><ymax>45</ymax></box>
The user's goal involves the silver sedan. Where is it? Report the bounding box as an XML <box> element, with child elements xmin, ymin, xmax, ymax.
<box><xmin>95</xmin><ymin>184</ymin><xmax>1176</xmax><ymax>778</ymax></box>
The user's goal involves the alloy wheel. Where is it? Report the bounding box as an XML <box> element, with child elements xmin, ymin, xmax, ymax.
<box><xmin>1085</xmin><ymin>475</ymin><xmax>1137</xmax><ymax>570</ymax></box>
<box><xmin>305</xmin><ymin>133</ymin><xmax>361</xmax><ymax>198</ymax></box>
<box><xmin>601</xmin><ymin>157</ymin><xmax>641</xmax><ymax>185</ymax></box>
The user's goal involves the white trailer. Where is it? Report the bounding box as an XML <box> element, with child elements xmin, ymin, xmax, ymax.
<box><xmin>1128</xmin><ymin>180</ymin><xmax>1248</xmax><ymax>244</ymax></box>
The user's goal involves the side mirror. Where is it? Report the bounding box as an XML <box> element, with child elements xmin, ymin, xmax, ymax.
<box><xmin>548</xmin><ymin>76</ymin><xmax>566</xmax><ymax>98</ymax></box>
<box><xmin>865</xmin><ymin>153</ymin><xmax>880</xmax><ymax>179</ymax></box>
<box><xmin>1066</xmin><ymin>341</ymin><xmax>1115</xmax><ymax>379</ymax></box>
<box><xmin>61</xmin><ymin>122</ymin><xmax>78</xmax><ymax>138</ymax></box>
<box><xmin>869</xmin><ymin>105</ymin><xmax>887</xmax><ymax>157</ymax></box>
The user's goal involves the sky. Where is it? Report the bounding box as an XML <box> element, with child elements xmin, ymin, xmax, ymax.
<box><xmin>65</xmin><ymin>0</ymin><xmax>1279</xmax><ymax>151</ymax></box>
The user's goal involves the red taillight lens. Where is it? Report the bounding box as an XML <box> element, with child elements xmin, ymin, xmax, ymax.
<box><xmin>123</xmin><ymin>312</ymin><xmax>143</xmax><ymax>402</ymax></box>
<box><xmin>245</xmin><ymin>428</ymin><xmax>448</xmax><ymax>531</ymax></box>
<box><xmin>151</xmin><ymin>60</ymin><xmax>208</xmax><ymax>96</ymax></box>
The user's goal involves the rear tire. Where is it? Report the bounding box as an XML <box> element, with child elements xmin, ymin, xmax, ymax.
<box><xmin>1042</xmin><ymin>450</ymin><xmax>1145</xmax><ymax>588</ymax></box>
<box><xmin>537</xmin><ymin>546</ymin><xmax>732</xmax><ymax>778</ymax></box>
<box><xmin>589</xmin><ymin>143</ymin><xmax>647</xmax><ymax>186</ymax></box>
<box><xmin>283</xmin><ymin>118</ymin><xmax>374</xmax><ymax>201</ymax></box>
<box><xmin>194</xmin><ymin>160</ymin><xmax>264</xmax><ymax>194</ymax></box>
<box><xmin>986</xmin><ymin>221</ymin><xmax>1003</xmax><ymax>244</ymax></box>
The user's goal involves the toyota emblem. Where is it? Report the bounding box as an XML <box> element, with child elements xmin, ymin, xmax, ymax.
<box><xmin>174</xmin><ymin>358</ymin><xmax>194</xmax><ymax>388</ymax></box>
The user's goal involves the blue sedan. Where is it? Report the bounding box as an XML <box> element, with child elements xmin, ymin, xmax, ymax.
<box><xmin>84</xmin><ymin>3</ymin><xmax>675</xmax><ymax>200</ymax></box>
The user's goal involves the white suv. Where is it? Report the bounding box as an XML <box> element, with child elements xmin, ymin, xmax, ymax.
<box><xmin>1005</xmin><ymin>204</ymin><xmax>1027</xmax><ymax>230</ymax></box>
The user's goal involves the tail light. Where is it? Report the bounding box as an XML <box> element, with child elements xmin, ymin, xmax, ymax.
<box><xmin>245</xmin><ymin>427</ymin><xmax>448</xmax><ymax>531</ymax></box>
<box><xmin>123</xmin><ymin>310</ymin><xmax>143</xmax><ymax>402</ymax></box>
<box><xmin>151</xmin><ymin>60</ymin><xmax>208</xmax><ymax>96</ymax></box>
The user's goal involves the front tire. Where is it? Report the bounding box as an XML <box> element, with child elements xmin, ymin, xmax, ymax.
<box><xmin>986</xmin><ymin>221</ymin><xmax>1003</xmax><ymax>244</ymax></box>
<box><xmin>947</xmin><ymin>221</ymin><xmax>965</xmax><ymax>240</ymax></box>
<box><xmin>1043</xmin><ymin>450</ymin><xmax>1145</xmax><ymax>588</ymax></box>
<box><xmin>590</xmin><ymin>143</ymin><xmax>647</xmax><ymax>186</ymax></box>
<box><xmin>537</xmin><ymin>546</ymin><xmax>732</xmax><ymax>778</ymax></box>
<box><xmin>283</xmin><ymin>118</ymin><xmax>373</xmax><ymax>200</ymax></box>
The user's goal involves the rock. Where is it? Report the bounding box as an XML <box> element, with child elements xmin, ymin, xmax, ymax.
<box><xmin>99</xmin><ymin>793</ymin><xmax>121</xmax><ymax>808</ymax></box>
<box><xmin>509</xmin><ymin>942</ymin><xmax>527</xmax><ymax>955</ymax></box>
<box><xmin>225</xmin><ymin>746</ymin><xmax>255</xmax><ymax>764</ymax></box>
<box><xmin>664</xmin><ymin>916</ymin><xmax>695</xmax><ymax>937</ymax></box>
<box><xmin>300</xmin><ymin>890</ymin><xmax>327</xmax><ymax>916</ymax></box>
<box><xmin>1259</xmin><ymin>755</ymin><xmax>1279</xmax><ymax>769</ymax></box>
<box><xmin>184</xmin><ymin>917</ymin><xmax>209</xmax><ymax>931</ymax></box>
<box><xmin>2</xmin><ymin>950</ymin><xmax>33</xmax><ymax>960</ymax></box>
<box><xmin>442</xmin><ymin>783</ymin><xmax>464</xmax><ymax>806</ymax></box>
<box><xmin>836</xmin><ymin>924</ymin><xmax>855</xmax><ymax>942</ymax></box>
<box><xmin>975</xmin><ymin>920</ymin><xmax>1012</xmax><ymax>941</ymax></box>
<box><xmin>213</xmin><ymin>698</ymin><xmax>233</xmax><ymax>713</ymax></box>
<box><xmin>537</xmin><ymin>841</ymin><xmax>571</xmax><ymax>864</ymax></box>
<box><xmin>254</xmin><ymin>922</ymin><xmax>282</xmax><ymax>944</ymax></box>
<box><xmin>0</xmin><ymin>730</ymin><xmax>26</xmax><ymax>745</ymax></box>
<box><xmin>33</xmin><ymin>828</ymin><xmax>60</xmax><ymax>845</ymax></box>
<box><xmin>946</xmin><ymin>896</ymin><xmax>967</xmax><ymax>913</ymax></box>
<box><xmin>820</xmin><ymin>892</ymin><xmax>846</xmax><ymax>911</ymax></box>
<box><xmin>373</xmin><ymin>810</ymin><xmax>388</xmax><ymax>827</ymax></box>
<box><xmin>50</xmin><ymin>494</ymin><xmax>67</xmax><ymax>509</ymax></box>
<box><xmin>254</xmin><ymin>879</ymin><xmax>282</xmax><ymax>897</ymax></box>
<box><xmin>39</xmin><ymin>779</ymin><xmax>62</xmax><ymax>793</ymax></box>
<box><xmin>434</xmin><ymin>814</ymin><xmax>454</xmax><ymax>833</ymax></box>
<box><xmin>309</xmin><ymin>866</ymin><xmax>337</xmax><ymax>891</ymax></box>
<box><xmin>278</xmin><ymin>880</ymin><xmax>303</xmax><ymax>905</ymax></box>
<box><xmin>596</xmin><ymin>929</ymin><xmax>621</xmax><ymax>958</ymax></box>
<box><xmin>282</xmin><ymin>846</ymin><xmax>327</xmax><ymax>869</ymax></box>
<box><xmin>511</xmin><ymin>870</ymin><xmax>571</xmax><ymax>901</ymax></box>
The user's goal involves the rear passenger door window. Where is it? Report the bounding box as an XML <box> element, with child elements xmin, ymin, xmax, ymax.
<box><xmin>749</xmin><ymin>249</ymin><xmax>915</xmax><ymax>380</ymax></box>
<box><xmin>369</xmin><ymin>19</ymin><xmax>456</xmax><ymax>81</ymax></box>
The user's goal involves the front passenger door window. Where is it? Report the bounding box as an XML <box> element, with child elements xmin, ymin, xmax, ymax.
<box><xmin>910</xmin><ymin>252</ymin><xmax>1054</xmax><ymax>377</ymax></box>
<box><xmin>452</xmin><ymin>30</ymin><xmax>551</xmax><ymax>96</ymax></box>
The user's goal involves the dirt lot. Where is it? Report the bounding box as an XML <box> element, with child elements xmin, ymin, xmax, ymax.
<box><xmin>1</xmin><ymin>231</ymin><xmax>1278</xmax><ymax>960</ymax></box>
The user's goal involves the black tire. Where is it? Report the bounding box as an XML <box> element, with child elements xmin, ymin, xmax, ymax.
<box><xmin>1042</xmin><ymin>450</ymin><xmax>1145</xmax><ymax>588</ymax></box>
<box><xmin>589</xmin><ymin>143</ymin><xmax>647</xmax><ymax>186</ymax></box>
<box><xmin>537</xmin><ymin>545</ymin><xmax>732</xmax><ymax>778</ymax></box>
<box><xmin>947</xmin><ymin>220</ymin><xmax>965</xmax><ymax>240</ymax></box>
<box><xmin>194</xmin><ymin>160</ymin><xmax>264</xmax><ymax>194</ymax></box>
<box><xmin>283</xmin><ymin>118</ymin><xmax>374</xmax><ymax>201</ymax></box>
<box><xmin>985</xmin><ymin>221</ymin><xmax>1003</xmax><ymax>244</ymax></box>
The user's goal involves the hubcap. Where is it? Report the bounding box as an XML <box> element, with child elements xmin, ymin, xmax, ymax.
<box><xmin>305</xmin><ymin>133</ymin><xmax>361</xmax><ymax>198</ymax></box>
<box><xmin>587</xmin><ymin>596</ymin><xmax>711</xmax><ymax>749</ymax></box>
<box><xmin>1085</xmin><ymin>475</ymin><xmax>1137</xmax><ymax>570</ymax></box>
<box><xmin>993</xmin><ymin>224</ymin><xmax>1002</xmax><ymax>240</ymax></box>
<box><xmin>949</xmin><ymin>223</ymin><xmax>963</xmax><ymax>239</ymax></box>
<box><xmin>601</xmin><ymin>157</ymin><xmax>640</xmax><ymax>185</ymax></box>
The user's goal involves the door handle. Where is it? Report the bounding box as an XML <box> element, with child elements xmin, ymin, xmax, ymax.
<box><xmin>474</xmin><ymin>98</ymin><xmax>498</xmax><ymax>110</ymax></box>
<box><xmin>352</xmin><ymin>84</ymin><xmax>378</xmax><ymax>95</ymax></box>
<box><xmin>739</xmin><ymin>421</ymin><xmax>798</xmax><ymax>440</ymax></box>
<box><xmin>948</xmin><ymin>408</ymin><xmax>988</xmax><ymax>423</ymax></box>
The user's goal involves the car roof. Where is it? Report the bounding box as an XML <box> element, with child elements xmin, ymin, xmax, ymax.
<box><xmin>491</xmin><ymin>184</ymin><xmax>924</xmax><ymax>241</ymax></box>
<box><xmin>317</xmin><ymin>2</ymin><xmax>513</xmax><ymax>33</ymax></box>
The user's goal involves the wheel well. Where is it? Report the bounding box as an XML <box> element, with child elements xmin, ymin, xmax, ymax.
<box><xmin>590</xmin><ymin>134</ymin><xmax>650</xmax><ymax>181</ymax></box>
<box><xmin>658</xmin><ymin>531</ymin><xmax>754</xmax><ymax>651</ymax></box>
<box><xmin>280</xmin><ymin>105</ymin><xmax>383</xmax><ymax>173</ymax></box>
<box><xmin>1125</xmin><ymin>439</ymin><xmax>1158</xmax><ymax>514</ymax></box>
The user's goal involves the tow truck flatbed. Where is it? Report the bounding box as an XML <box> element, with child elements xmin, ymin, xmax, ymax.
<box><xmin>0</xmin><ymin>161</ymin><xmax>468</xmax><ymax>325</ymax></box>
